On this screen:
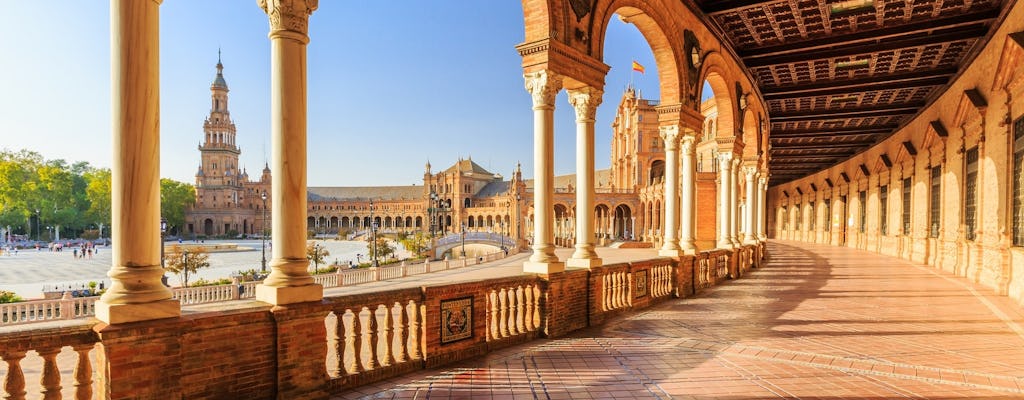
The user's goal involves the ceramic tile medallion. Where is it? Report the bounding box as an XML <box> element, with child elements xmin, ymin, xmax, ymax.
<box><xmin>440</xmin><ymin>296</ymin><xmax>473</xmax><ymax>344</ymax></box>
<box><xmin>635</xmin><ymin>269</ymin><xmax>648</xmax><ymax>298</ymax></box>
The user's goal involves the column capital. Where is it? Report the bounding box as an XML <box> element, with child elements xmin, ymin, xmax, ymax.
<box><xmin>258</xmin><ymin>0</ymin><xmax>318</xmax><ymax>40</ymax></box>
<box><xmin>758</xmin><ymin>176</ymin><xmax>768</xmax><ymax>186</ymax></box>
<box><xmin>567</xmin><ymin>86</ymin><xmax>603</xmax><ymax>122</ymax></box>
<box><xmin>743</xmin><ymin>166</ymin><xmax>758</xmax><ymax>178</ymax></box>
<box><xmin>717</xmin><ymin>151</ymin><xmax>733</xmax><ymax>166</ymax></box>
<box><xmin>680</xmin><ymin>134</ymin><xmax>696</xmax><ymax>155</ymax></box>
<box><xmin>524</xmin><ymin>70</ymin><xmax>562</xmax><ymax>110</ymax></box>
<box><xmin>659</xmin><ymin>125</ymin><xmax>681</xmax><ymax>151</ymax></box>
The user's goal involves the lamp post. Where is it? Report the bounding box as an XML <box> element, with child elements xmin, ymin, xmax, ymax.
<box><xmin>460</xmin><ymin>222</ymin><xmax>466</xmax><ymax>258</ymax></box>
<box><xmin>428</xmin><ymin>191</ymin><xmax>437</xmax><ymax>238</ymax></box>
<box><xmin>515</xmin><ymin>194</ymin><xmax>521</xmax><ymax>248</ymax></box>
<box><xmin>160</xmin><ymin>217</ymin><xmax>167</xmax><ymax>267</ymax></box>
<box><xmin>260</xmin><ymin>191</ymin><xmax>268</xmax><ymax>273</ymax></box>
<box><xmin>370</xmin><ymin>199</ymin><xmax>379</xmax><ymax>267</ymax></box>
<box><xmin>312</xmin><ymin>243</ymin><xmax>320</xmax><ymax>274</ymax></box>
<box><xmin>181</xmin><ymin>249</ymin><xmax>189</xmax><ymax>288</ymax></box>
<box><xmin>34</xmin><ymin>208</ymin><xmax>40</xmax><ymax>242</ymax></box>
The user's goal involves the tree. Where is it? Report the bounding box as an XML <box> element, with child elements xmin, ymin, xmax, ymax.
<box><xmin>165</xmin><ymin>245</ymin><xmax>210</xmax><ymax>288</ymax></box>
<box><xmin>83</xmin><ymin>168</ymin><xmax>111</xmax><ymax>234</ymax></box>
<box><xmin>160</xmin><ymin>179</ymin><xmax>196</xmax><ymax>235</ymax></box>
<box><xmin>306</xmin><ymin>241</ymin><xmax>330</xmax><ymax>273</ymax></box>
<box><xmin>366</xmin><ymin>236</ymin><xmax>395</xmax><ymax>263</ymax></box>
<box><xmin>398</xmin><ymin>231</ymin><xmax>430</xmax><ymax>257</ymax></box>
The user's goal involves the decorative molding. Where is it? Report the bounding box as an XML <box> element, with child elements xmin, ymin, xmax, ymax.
<box><xmin>810</xmin><ymin>183</ymin><xmax>818</xmax><ymax>192</ymax></box>
<box><xmin>569</xmin><ymin>0</ymin><xmax>591</xmax><ymax>22</ymax></box>
<box><xmin>567</xmin><ymin>87</ymin><xmax>602</xmax><ymax>121</ymax></box>
<box><xmin>659</xmin><ymin>125</ymin><xmax>681</xmax><ymax>151</ymax></box>
<box><xmin>524</xmin><ymin>70</ymin><xmax>563</xmax><ymax>109</ymax></box>
<box><xmin>680</xmin><ymin>135</ymin><xmax>696</xmax><ymax>155</ymax></box>
<box><xmin>840</xmin><ymin>172</ymin><xmax>851</xmax><ymax>183</ymax></box>
<box><xmin>825</xmin><ymin>178</ymin><xmax>834</xmax><ymax>188</ymax></box>
<box><xmin>858</xmin><ymin>164</ymin><xmax>871</xmax><ymax>178</ymax></box>
<box><xmin>258</xmin><ymin>0</ymin><xmax>318</xmax><ymax>38</ymax></box>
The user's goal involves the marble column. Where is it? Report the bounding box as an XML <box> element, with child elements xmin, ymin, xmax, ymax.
<box><xmin>568</xmin><ymin>87</ymin><xmax>602</xmax><ymax>267</ymax></box>
<box><xmin>730</xmin><ymin>159</ymin><xmax>741</xmax><ymax>246</ymax></box>
<box><xmin>717</xmin><ymin>153</ymin><xmax>734</xmax><ymax>249</ymax></box>
<box><xmin>256</xmin><ymin>0</ymin><xmax>322</xmax><ymax>305</ymax></box>
<box><xmin>523</xmin><ymin>70</ymin><xmax>564</xmax><ymax>274</ymax></box>
<box><xmin>659</xmin><ymin>126</ymin><xmax>682</xmax><ymax>257</ymax></box>
<box><xmin>96</xmin><ymin>0</ymin><xmax>180</xmax><ymax>325</ymax></box>
<box><xmin>743</xmin><ymin>167</ymin><xmax>758</xmax><ymax>243</ymax></box>
<box><xmin>758</xmin><ymin>176</ymin><xmax>768</xmax><ymax>240</ymax></box>
<box><xmin>680</xmin><ymin>135</ymin><xmax>697</xmax><ymax>254</ymax></box>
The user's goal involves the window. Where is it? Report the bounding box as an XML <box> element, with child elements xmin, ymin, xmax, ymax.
<box><xmin>965</xmin><ymin>147</ymin><xmax>979</xmax><ymax>241</ymax></box>
<box><xmin>1013</xmin><ymin>116</ymin><xmax>1024</xmax><ymax>246</ymax></box>
<box><xmin>879</xmin><ymin>185</ymin><xmax>888</xmax><ymax>236</ymax></box>
<box><xmin>902</xmin><ymin>177</ymin><xmax>912</xmax><ymax>235</ymax></box>
<box><xmin>795</xmin><ymin>205</ymin><xmax>802</xmax><ymax>230</ymax></box>
<box><xmin>858</xmin><ymin>191</ymin><xmax>866</xmax><ymax>233</ymax></box>
<box><xmin>930</xmin><ymin>166</ymin><xmax>941</xmax><ymax>238</ymax></box>
<box><xmin>823</xmin><ymin>199</ymin><xmax>831</xmax><ymax>232</ymax></box>
<box><xmin>809</xmin><ymin>201</ymin><xmax>816</xmax><ymax>231</ymax></box>
<box><xmin>782</xmin><ymin>206</ymin><xmax>788</xmax><ymax>230</ymax></box>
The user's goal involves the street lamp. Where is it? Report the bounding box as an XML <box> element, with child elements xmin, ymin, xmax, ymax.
<box><xmin>160</xmin><ymin>217</ymin><xmax>167</xmax><ymax>267</ymax></box>
<box><xmin>460</xmin><ymin>222</ymin><xmax>466</xmax><ymax>258</ymax></box>
<box><xmin>34</xmin><ymin>208</ymin><xmax>40</xmax><ymax>242</ymax></box>
<box><xmin>515</xmin><ymin>194</ymin><xmax>522</xmax><ymax>248</ymax></box>
<box><xmin>261</xmin><ymin>191</ymin><xmax>268</xmax><ymax>273</ymax></box>
<box><xmin>370</xmin><ymin>199</ymin><xmax>379</xmax><ymax>267</ymax></box>
<box><xmin>181</xmin><ymin>249</ymin><xmax>189</xmax><ymax>288</ymax></box>
<box><xmin>312</xmin><ymin>243</ymin><xmax>320</xmax><ymax>274</ymax></box>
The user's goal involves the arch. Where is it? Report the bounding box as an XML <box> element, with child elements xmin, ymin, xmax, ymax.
<box><xmin>341</xmin><ymin>216</ymin><xmax>350</xmax><ymax>228</ymax></box>
<box><xmin>384</xmin><ymin>216</ymin><xmax>392</xmax><ymax>228</ymax></box>
<box><xmin>464</xmin><ymin>198</ymin><xmax>471</xmax><ymax>208</ymax></box>
<box><xmin>649</xmin><ymin>159</ymin><xmax>665</xmax><ymax>184</ymax></box>
<box><xmin>330</xmin><ymin>216</ymin><xmax>339</xmax><ymax>228</ymax></box>
<box><xmin>307</xmin><ymin>217</ymin><xmax>315</xmax><ymax>230</ymax></box>
<box><xmin>741</xmin><ymin>108</ymin><xmax>758</xmax><ymax>159</ymax></box>
<box><xmin>415</xmin><ymin>216</ymin><xmax>423</xmax><ymax>228</ymax></box>
<box><xmin>699</xmin><ymin>57</ymin><xmax>737</xmax><ymax>142</ymax></box>
<box><xmin>203</xmin><ymin>219</ymin><xmax>213</xmax><ymax>236</ymax></box>
<box><xmin>614</xmin><ymin>204</ymin><xmax>633</xmax><ymax>239</ymax></box>
<box><xmin>591</xmin><ymin>4</ymin><xmax>683</xmax><ymax>105</ymax></box>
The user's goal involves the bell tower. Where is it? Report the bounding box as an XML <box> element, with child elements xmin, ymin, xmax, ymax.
<box><xmin>196</xmin><ymin>52</ymin><xmax>242</xmax><ymax>207</ymax></box>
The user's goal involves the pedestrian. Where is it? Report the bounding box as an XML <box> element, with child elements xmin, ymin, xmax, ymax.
<box><xmin>73</xmin><ymin>248</ymin><xmax>78</xmax><ymax>258</ymax></box>
<box><xmin>87</xmin><ymin>248</ymin><xmax>93</xmax><ymax>259</ymax></box>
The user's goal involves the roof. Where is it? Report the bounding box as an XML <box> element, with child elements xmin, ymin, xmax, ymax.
<box><xmin>476</xmin><ymin>181</ymin><xmax>510</xmax><ymax>197</ymax></box>
<box><xmin>444</xmin><ymin>158</ymin><xmax>496</xmax><ymax>176</ymax></box>
<box><xmin>307</xmin><ymin>186</ymin><xmax>423</xmax><ymax>201</ymax></box>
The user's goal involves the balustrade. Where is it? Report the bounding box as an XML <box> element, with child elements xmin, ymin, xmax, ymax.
<box><xmin>0</xmin><ymin>323</ymin><xmax>96</xmax><ymax>400</ymax></box>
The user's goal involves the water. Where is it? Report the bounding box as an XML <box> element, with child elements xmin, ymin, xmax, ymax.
<box><xmin>0</xmin><ymin>239</ymin><xmax>408</xmax><ymax>299</ymax></box>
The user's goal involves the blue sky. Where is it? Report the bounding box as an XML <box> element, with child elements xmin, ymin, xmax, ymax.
<box><xmin>0</xmin><ymin>2</ymin><xmax>708</xmax><ymax>186</ymax></box>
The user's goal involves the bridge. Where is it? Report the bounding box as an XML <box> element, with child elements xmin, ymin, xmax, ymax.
<box><xmin>430</xmin><ymin>232</ymin><xmax>515</xmax><ymax>259</ymax></box>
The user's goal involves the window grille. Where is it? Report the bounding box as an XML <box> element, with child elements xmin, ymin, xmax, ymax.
<box><xmin>859</xmin><ymin>191</ymin><xmax>866</xmax><ymax>233</ymax></box>
<box><xmin>902</xmin><ymin>177</ymin><xmax>912</xmax><ymax>235</ymax></box>
<box><xmin>930</xmin><ymin>166</ymin><xmax>941</xmax><ymax>238</ymax></box>
<box><xmin>965</xmin><ymin>147</ymin><xmax>979</xmax><ymax>241</ymax></box>
<box><xmin>880</xmin><ymin>185</ymin><xmax>888</xmax><ymax>236</ymax></box>
<box><xmin>1013</xmin><ymin>116</ymin><xmax>1024</xmax><ymax>246</ymax></box>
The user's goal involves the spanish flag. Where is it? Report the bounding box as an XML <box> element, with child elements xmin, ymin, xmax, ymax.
<box><xmin>632</xmin><ymin>60</ymin><xmax>645</xmax><ymax>74</ymax></box>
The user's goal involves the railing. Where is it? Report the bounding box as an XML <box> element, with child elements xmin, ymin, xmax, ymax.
<box><xmin>1</xmin><ymin>293</ymin><xmax>97</xmax><ymax>326</ymax></box>
<box><xmin>0</xmin><ymin>321</ymin><xmax>98</xmax><ymax>400</ymax></box>
<box><xmin>600</xmin><ymin>264</ymin><xmax>632</xmax><ymax>312</ymax></box>
<box><xmin>3</xmin><ymin>248</ymin><xmax>519</xmax><ymax>327</ymax></box>
<box><xmin>485</xmin><ymin>279</ymin><xmax>541</xmax><ymax>343</ymax></box>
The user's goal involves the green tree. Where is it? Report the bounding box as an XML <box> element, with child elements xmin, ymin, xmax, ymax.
<box><xmin>83</xmin><ymin>168</ymin><xmax>112</xmax><ymax>234</ymax></box>
<box><xmin>398</xmin><ymin>232</ymin><xmax>429</xmax><ymax>257</ymax></box>
<box><xmin>160</xmin><ymin>179</ymin><xmax>196</xmax><ymax>235</ymax></box>
<box><xmin>366</xmin><ymin>236</ymin><xmax>395</xmax><ymax>264</ymax></box>
<box><xmin>165</xmin><ymin>245</ymin><xmax>211</xmax><ymax>288</ymax></box>
<box><xmin>306</xmin><ymin>241</ymin><xmax>330</xmax><ymax>273</ymax></box>
<box><xmin>0</xmin><ymin>290</ymin><xmax>23</xmax><ymax>304</ymax></box>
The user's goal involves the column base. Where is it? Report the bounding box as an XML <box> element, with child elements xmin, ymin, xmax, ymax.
<box><xmin>566</xmin><ymin>257</ymin><xmax>602</xmax><ymax>268</ymax></box>
<box><xmin>95</xmin><ymin>298</ymin><xmax>180</xmax><ymax>325</ymax></box>
<box><xmin>256</xmin><ymin>283</ymin><xmax>323</xmax><ymax>305</ymax></box>
<box><xmin>658</xmin><ymin>249</ymin><xmax>683</xmax><ymax>257</ymax></box>
<box><xmin>523</xmin><ymin>260</ymin><xmax>565</xmax><ymax>274</ymax></box>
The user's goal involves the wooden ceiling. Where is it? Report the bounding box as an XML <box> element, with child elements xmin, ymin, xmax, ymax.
<box><xmin>695</xmin><ymin>0</ymin><xmax>1009</xmax><ymax>186</ymax></box>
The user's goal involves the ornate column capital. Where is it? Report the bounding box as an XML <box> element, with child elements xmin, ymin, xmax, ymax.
<box><xmin>524</xmin><ymin>70</ymin><xmax>562</xmax><ymax>110</ymax></box>
<box><xmin>258</xmin><ymin>0</ymin><xmax>318</xmax><ymax>41</ymax></box>
<box><xmin>744</xmin><ymin>166</ymin><xmax>758</xmax><ymax>179</ymax></box>
<box><xmin>567</xmin><ymin>86</ymin><xmax>603</xmax><ymax>122</ymax></box>
<box><xmin>717</xmin><ymin>152</ymin><xmax>734</xmax><ymax>169</ymax></box>
<box><xmin>680</xmin><ymin>135</ymin><xmax>696</xmax><ymax>155</ymax></box>
<box><xmin>659</xmin><ymin>125</ymin><xmax>681</xmax><ymax>151</ymax></box>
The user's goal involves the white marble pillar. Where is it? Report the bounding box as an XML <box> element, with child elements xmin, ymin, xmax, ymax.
<box><xmin>523</xmin><ymin>70</ymin><xmax>564</xmax><ymax>274</ymax></box>
<box><xmin>680</xmin><ymin>135</ymin><xmax>697</xmax><ymax>254</ymax></box>
<box><xmin>743</xmin><ymin>167</ymin><xmax>758</xmax><ymax>243</ymax></box>
<box><xmin>659</xmin><ymin>126</ymin><xmax>682</xmax><ymax>257</ymax></box>
<box><xmin>717</xmin><ymin>153</ymin><xmax>734</xmax><ymax>249</ymax></box>
<box><xmin>256</xmin><ymin>0</ymin><xmax>322</xmax><ymax>305</ymax></box>
<box><xmin>96</xmin><ymin>0</ymin><xmax>180</xmax><ymax>325</ymax></box>
<box><xmin>758</xmin><ymin>176</ymin><xmax>768</xmax><ymax>240</ymax></box>
<box><xmin>730</xmin><ymin>159</ymin><xmax>741</xmax><ymax>246</ymax></box>
<box><xmin>568</xmin><ymin>87</ymin><xmax>602</xmax><ymax>267</ymax></box>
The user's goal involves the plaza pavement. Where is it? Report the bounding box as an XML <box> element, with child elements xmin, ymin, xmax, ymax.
<box><xmin>8</xmin><ymin>241</ymin><xmax>1024</xmax><ymax>399</ymax></box>
<box><xmin>335</xmin><ymin>241</ymin><xmax>1024</xmax><ymax>399</ymax></box>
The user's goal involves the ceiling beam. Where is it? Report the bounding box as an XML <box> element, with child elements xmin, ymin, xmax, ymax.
<box><xmin>763</xmin><ymin>71</ymin><xmax>953</xmax><ymax>99</ymax></box>
<box><xmin>743</xmin><ymin>26</ymin><xmax>988</xmax><ymax>67</ymax></box>
<box><xmin>700</xmin><ymin>0</ymin><xmax>774</xmax><ymax>15</ymax></box>
<box><xmin>769</xmin><ymin>106</ymin><xmax>920</xmax><ymax>123</ymax></box>
<box><xmin>739</xmin><ymin>10</ymin><xmax>998</xmax><ymax>58</ymax></box>
<box><xmin>771</xmin><ymin>142</ymin><xmax>873</xmax><ymax>150</ymax></box>
<box><xmin>769</xmin><ymin>126</ymin><xmax>897</xmax><ymax>138</ymax></box>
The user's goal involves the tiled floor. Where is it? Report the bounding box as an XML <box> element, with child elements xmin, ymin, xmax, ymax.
<box><xmin>335</xmin><ymin>241</ymin><xmax>1024</xmax><ymax>399</ymax></box>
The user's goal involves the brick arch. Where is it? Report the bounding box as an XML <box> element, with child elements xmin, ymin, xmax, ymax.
<box><xmin>741</xmin><ymin>108</ymin><xmax>758</xmax><ymax>159</ymax></box>
<box><xmin>589</xmin><ymin>3</ymin><xmax>683</xmax><ymax>104</ymax></box>
<box><xmin>700</xmin><ymin>63</ymin><xmax>736</xmax><ymax>142</ymax></box>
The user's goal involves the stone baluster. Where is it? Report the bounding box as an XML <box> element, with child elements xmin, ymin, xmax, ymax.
<box><xmin>348</xmin><ymin>311</ymin><xmax>363</xmax><ymax>374</ymax></box>
<box><xmin>489</xmin><ymin>290</ymin><xmax>499</xmax><ymax>340</ymax></box>
<box><xmin>408</xmin><ymin>301</ymin><xmax>422</xmax><ymax>360</ymax></box>
<box><xmin>506</xmin><ymin>288</ymin><xmax>518</xmax><ymax>336</ymax></box>
<box><xmin>499</xmin><ymin>288</ymin><xmax>509</xmax><ymax>338</ymax></box>
<box><xmin>37</xmin><ymin>347</ymin><xmax>62</xmax><ymax>400</ymax></box>
<box><xmin>384</xmin><ymin>305</ymin><xmax>395</xmax><ymax>366</ymax></box>
<box><xmin>398</xmin><ymin>302</ymin><xmax>410</xmax><ymax>363</ymax></box>
<box><xmin>72</xmin><ymin>344</ymin><xmax>93</xmax><ymax>400</ymax></box>
<box><xmin>524</xmin><ymin>287</ymin><xmax>535</xmax><ymax>331</ymax></box>
<box><xmin>328</xmin><ymin>312</ymin><xmax>344</xmax><ymax>377</ymax></box>
<box><xmin>2</xmin><ymin>350</ymin><xmax>27</xmax><ymax>400</ymax></box>
<box><xmin>515</xmin><ymin>286</ymin><xmax>526</xmax><ymax>334</ymax></box>
<box><xmin>365</xmin><ymin>307</ymin><xmax>379</xmax><ymax>370</ymax></box>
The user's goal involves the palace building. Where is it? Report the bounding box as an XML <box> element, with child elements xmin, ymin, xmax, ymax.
<box><xmin>186</xmin><ymin>61</ymin><xmax>725</xmax><ymax>251</ymax></box>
